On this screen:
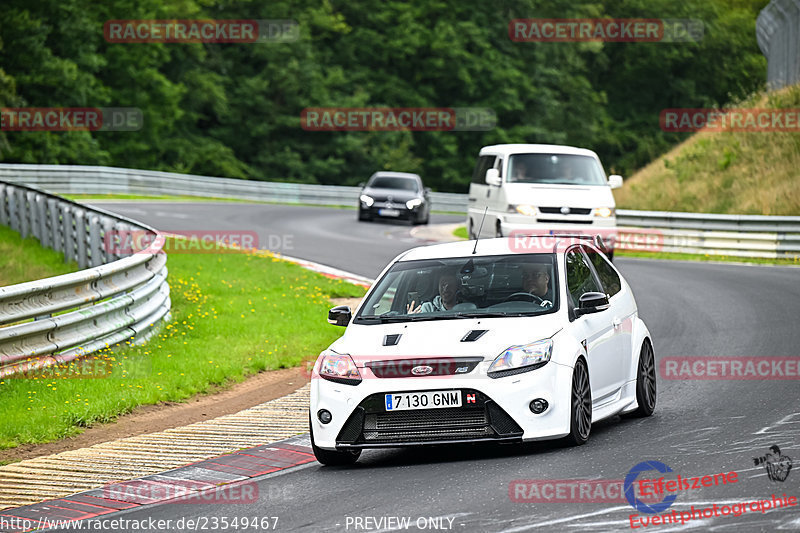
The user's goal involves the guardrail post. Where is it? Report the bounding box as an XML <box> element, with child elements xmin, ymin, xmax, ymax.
<box><xmin>88</xmin><ymin>214</ymin><xmax>102</xmax><ymax>267</ymax></box>
<box><xmin>10</xmin><ymin>187</ymin><xmax>21</xmax><ymax>235</ymax></box>
<box><xmin>47</xmin><ymin>198</ymin><xmax>60</xmax><ymax>253</ymax></box>
<box><xmin>63</xmin><ymin>204</ymin><xmax>76</xmax><ymax>263</ymax></box>
<box><xmin>74</xmin><ymin>209</ymin><xmax>88</xmax><ymax>269</ymax></box>
<box><xmin>0</xmin><ymin>184</ymin><xmax>7</xmax><ymax>227</ymax></box>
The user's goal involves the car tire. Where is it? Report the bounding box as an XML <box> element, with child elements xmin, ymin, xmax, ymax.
<box><xmin>562</xmin><ymin>357</ymin><xmax>591</xmax><ymax>446</ymax></box>
<box><xmin>358</xmin><ymin>211</ymin><xmax>371</xmax><ymax>222</ymax></box>
<box><xmin>310</xmin><ymin>417</ymin><xmax>361</xmax><ymax>466</ymax></box>
<box><xmin>625</xmin><ymin>340</ymin><xmax>657</xmax><ymax>418</ymax></box>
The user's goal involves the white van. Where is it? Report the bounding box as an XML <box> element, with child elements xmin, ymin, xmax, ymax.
<box><xmin>467</xmin><ymin>144</ymin><xmax>623</xmax><ymax>257</ymax></box>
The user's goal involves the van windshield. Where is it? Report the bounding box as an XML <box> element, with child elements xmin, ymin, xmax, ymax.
<box><xmin>507</xmin><ymin>154</ymin><xmax>607</xmax><ymax>186</ymax></box>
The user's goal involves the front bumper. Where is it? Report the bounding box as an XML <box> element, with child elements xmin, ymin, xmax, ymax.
<box><xmin>310</xmin><ymin>360</ymin><xmax>574</xmax><ymax>450</ymax></box>
<box><xmin>360</xmin><ymin>201</ymin><xmax>422</xmax><ymax>220</ymax></box>
<box><xmin>498</xmin><ymin>217</ymin><xmax>618</xmax><ymax>250</ymax></box>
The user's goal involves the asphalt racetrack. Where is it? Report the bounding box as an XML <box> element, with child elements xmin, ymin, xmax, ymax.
<box><xmin>67</xmin><ymin>202</ymin><xmax>800</xmax><ymax>532</ymax></box>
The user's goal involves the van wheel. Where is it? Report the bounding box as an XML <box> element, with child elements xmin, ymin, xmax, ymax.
<box><xmin>468</xmin><ymin>220</ymin><xmax>477</xmax><ymax>240</ymax></box>
<box><xmin>495</xmin><ymin>222</ymin><xmax>503</xmax><ymax>238</ymax></box>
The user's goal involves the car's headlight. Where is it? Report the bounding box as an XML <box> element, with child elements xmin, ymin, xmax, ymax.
<box><xmin>318</xmin><ymin>350</ymin><xmax>362</xmax><ymax>385</ymax></box>
<box><xmin>594</xmin><ymin>207</ymin><xmax>615</xmax><ymax>218</ymax></box>
<box><xmin>488</xmin><ymin>339</ymin><xmax>553</xmax><ymax>378</ymax></box>
<box><xmin>509</xmin><ymin>204</ymin><xmax>536</xmax><ymax>216</ymax></box>
<box><xmin>360</xmin><ymin>195</ymin><xmax>374</xmax><ymax>207</ymax></box>
<box><xmin>406</xmin><ymin>198</ymin><xmax>423</xmax><ymax>209</ymax></box>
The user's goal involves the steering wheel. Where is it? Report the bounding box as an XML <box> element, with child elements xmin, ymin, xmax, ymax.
<box><xmin>503</xmin><ymin>292</ymin><xmax>544</xmax><ymax>304</ymax></box>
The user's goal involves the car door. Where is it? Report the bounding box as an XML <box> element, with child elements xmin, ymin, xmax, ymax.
<box><xmin>467</xmin><ymin>155</ymin><xmax>495</xmax><ymax>237</ymax></box>
<box><xmin>487</xmin><ymin>156</ymin><xmax>506</xmax><ymax>236</ymax></box>
<box><xmin>583</xmin><ymin>244</ymin><xmax>636</xmax><ymax>387</ymax></box>
<box><xmin>564</xmin><ymin>246</ymin><xmax>624</xmax><ymax>403</ymax></box>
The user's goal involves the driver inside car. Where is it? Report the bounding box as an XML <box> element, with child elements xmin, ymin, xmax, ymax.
<box><xmin>406</xmin><ymin>270</ymin><xmax>476</xmax><ymax>313</ymax></box>
<box><xmin>521</xmin><ymin>263</ymin><xmax>553</xmax><ymax>305</ymax></box>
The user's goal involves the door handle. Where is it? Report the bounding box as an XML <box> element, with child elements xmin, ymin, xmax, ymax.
<box><xmin>612</xmin><ymin>317</ymin><xmax>622</xmax><ymax>329</ymax></box>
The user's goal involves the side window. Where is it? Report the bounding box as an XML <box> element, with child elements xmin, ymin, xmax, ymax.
<box><xmin>494</xmin><ymin>157</ymin><xmax>503</xmax><ymax>178</ymax></box>
<box><xmin>584</xmin><ymin>246</ymin><xmax>622</xmax><ymax>297</ymax></box>
<box><xmin>565</xmin><ymin>248</ymin><xmax>602</xmax><ymax>307</ymax></box>
<box><xmin>471</xmin><ymin>155</ymin><xmax>495</xmax><ymax>184</ymax></box>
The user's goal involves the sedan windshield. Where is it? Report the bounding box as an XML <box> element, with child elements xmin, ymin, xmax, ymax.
<box><xmin>507</xmin><ymin>154</ymin><xmax>607</xmax><ymax>186</ymax></box>
<box><xmin>369</xmin><ymin>176</ymin><xmax>419</xmax><ymax>191</ymax></box>
<box><xmin>354</xmin><ymin>254</ymin><xmax>558</xmax><ymax>324</ymax></box>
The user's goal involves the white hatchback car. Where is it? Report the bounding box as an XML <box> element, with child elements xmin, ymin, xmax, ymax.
<box><xmin>309</xmin><ymin>236</ymin><xmax>656</xmax><ymax>465</ymax></box>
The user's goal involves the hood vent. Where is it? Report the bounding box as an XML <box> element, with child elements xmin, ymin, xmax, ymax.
<box><xmin>461</xmin><ymin>330</ymin><xmax>487</xmax><ymax>342</ymax></box>
<box><xmin>383</xmin><ymin>334</ymin><xmax>402</xmax><ymax>346</ymax></box>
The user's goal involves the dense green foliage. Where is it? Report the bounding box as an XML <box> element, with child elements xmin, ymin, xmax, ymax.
<box><xmin>0</xmin><ymin>0</ymin><xmax>768</xmax><ymax>191</ymax></box>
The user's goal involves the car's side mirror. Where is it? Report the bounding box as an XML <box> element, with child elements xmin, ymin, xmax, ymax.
<box><xmin>358</xmin><ymin>181</ymin><xmax>366</xmax><ymax>187</ymax></box>
<box><xmin>485</xmin><ymin>168</ymin><xmax>501</xmax><ymax>187</ymax></box>
<box><xmin>424</xmin><ymin>187</ymin><xmax>431</xmax><ymax>195</ymax></box>
<box><xmin>608</xmin><ymin>175</ymin><xmax>623</xmax><ymax>189</ymax></box>
<box><xmin>574</xmin><ymin>292</ymin><xmax>609</xmax><ymax>317</ymax></box>
<box><xmin>328</xmin><ymin>305</ymin><xmax>352</xmax><ymax>326</ymax></box>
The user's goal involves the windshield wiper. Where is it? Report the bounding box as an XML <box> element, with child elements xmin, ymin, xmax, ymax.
<box><xmin>452</xmin><ymin>311</ymin><xmax>533</xmax><ymax>318</ymax></box>
<box><xmin>355</xmin><ymin>314</ymin><xmax>443</xmax><ymax>324</ymax></box>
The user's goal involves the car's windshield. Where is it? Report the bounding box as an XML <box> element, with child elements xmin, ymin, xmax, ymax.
<box><xmin>369</xmin><ymin>176</ymin><xmax>419</xmax><ymax>191</ymax></box>
<box><xmin>354</xmin><ymin>254</ymin><xmax>558</xmax><ymax>324</ymax></box>
<box><xmin>507</xmin><ymin>154</ymin><xmax>607</xmax><ymax>186</ymax></box>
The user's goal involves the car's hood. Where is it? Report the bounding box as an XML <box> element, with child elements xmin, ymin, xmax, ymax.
<box><xmin>502</xmin><ymin>183</ymin><xmax>614</xmax><ymax>208</ymax></box>
<box><xmin>362</xmin><ymin>187</ymin><xmax>419</xmax><ymax>202</ymax></box>
<box><xmin>330</xmin><ymin>315</ymin><xmax>563</xmax><ymax>366</ymax></box>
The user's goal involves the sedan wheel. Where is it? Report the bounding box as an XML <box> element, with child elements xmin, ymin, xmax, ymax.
<box><xmin>563</xmin><ymin>358</ymin><xmax>591</xmax><ymax>446</ymax></box>
<box><xmin>628</xmin><ymin>340</ymin><xmax>657</xmax><ymax>417</ymax></box>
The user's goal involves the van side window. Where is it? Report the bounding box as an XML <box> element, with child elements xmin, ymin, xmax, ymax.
<box><xmin>494</xmin><ymin>158</ymin><xmax>503</xmax><ymax>177</ymax></box>
<box><xmin>472</xmin><ymin>155</ymin><xmax>495</xmax><ymax>184</ymax></box>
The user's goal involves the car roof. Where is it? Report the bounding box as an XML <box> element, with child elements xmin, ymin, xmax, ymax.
<box><xmin>478</xmin><ymin>144</ymin><xmax>599</xmax><ymax>159</ymax></box>
<box><xmin>370</xmin><ymin>171</ymin><xmax>421</xmax><ymax>180</ymax></box>
<box><xmin>397</xmin><ymin>236</ymin><xmax>596</xmax><ymax>262</ymax></box>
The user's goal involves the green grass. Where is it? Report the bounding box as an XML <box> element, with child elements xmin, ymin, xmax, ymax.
<box><xmin>0</xmin><ymin>241</ymin><xmax>366</xmax><ymax>449</ymax></box>
<box><xmin>614</xmin><ymin>85</ymin><xmax>800</xmax><ymax>215</ymax></box>
<box><xmin>452</xmin><ymin>225</ymin><xmax>468</xmax><ymax>240</ymax></box>
<box><xmin>0</xmin><ymin>225</ymin><xmax>78</xmax><ymax>286</ymax></box>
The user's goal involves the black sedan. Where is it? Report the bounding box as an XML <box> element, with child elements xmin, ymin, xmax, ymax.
<box><xmin>358</xmin><ymin>172</ymin><xmax>430</xmax><ymax>224</ymax></box>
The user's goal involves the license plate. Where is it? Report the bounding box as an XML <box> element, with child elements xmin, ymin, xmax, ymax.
<box><xmin>385</xmin><ymin>390</ymin><xmax>461</xmax><ymax>411</ymax></box>
<box><xmin>379</xmin><ymin>208</ymin><xmax>400</xmax><ymax>217</ymax></box>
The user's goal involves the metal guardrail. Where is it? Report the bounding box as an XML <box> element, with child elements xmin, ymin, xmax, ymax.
<box><xmin>0</xmin><ymin>180</ymin><xmax>170</xmax><ymax>378</ymax></box>
<box><xmin>757</xmin><ymin>0</ymin><xmax>800</xmax><ymax>90</ymax></box>
<box><xmin>0</xmin><ymin>164</ymin><xmax>798</xmax><ymax>260</ymax></box>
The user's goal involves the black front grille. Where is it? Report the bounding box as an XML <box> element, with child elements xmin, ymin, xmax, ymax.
<box><xmin>336</xmin><ymin>389</ymin><xmax>523</xmax><ymax>447</ymax></box>
<box><xmin>539</xmin><ymin>207</ymin><xmax>592</xmax><ymax>215</ymax></box>
<box><xmin>538</xmin><ymin>218</ymin><xmax>594</xmax><ymax>224</ymax></box>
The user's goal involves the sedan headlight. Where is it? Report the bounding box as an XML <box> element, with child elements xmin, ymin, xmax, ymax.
<box><xmin>406</xmin><ymin>198</ymin><xmax>423</xmax><ymax>209</ymax></box>
<box><xmin>594</xmin><ymin>207</ymin><xmax>615</xmax><ymax>218</ymax></box>
<box><xmin>488</xmin><ymin>339</ymin><xmax>553</xmax><ymax>378</ymax></box>
<box><xmin>318</xmin><ymin>350</ymin><xmax>362</xmax><ymax>385</ymax></box>
<box><xmin>509</xmin><ymin>204</ymin><xmax>536</xmax><ymax>216</ymax></box>
<box><xmin>360</xmin><ymin>195</ymin><xmax>374</xmax><ymax>207</ymax></box>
